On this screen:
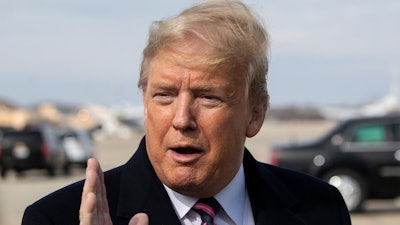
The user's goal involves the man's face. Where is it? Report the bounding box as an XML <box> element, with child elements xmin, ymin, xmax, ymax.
<box><xmin>143</xmin><ymin>49</ymin><xmax>262</xmax><ymax>197</ymax></box>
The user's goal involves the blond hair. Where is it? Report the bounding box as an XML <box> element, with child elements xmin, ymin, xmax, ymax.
<box><xmin>138</xmin><ymin>0</ymin><xmax>269</xmax><ymax>105</ymax></box>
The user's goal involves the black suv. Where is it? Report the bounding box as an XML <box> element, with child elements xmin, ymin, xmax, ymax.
<box><xmin>0</xmin><ymin>124</ymin><xmax>69</xmax><ymax>177</ymax></box>
<box><xmin>271</xmin><ymin>115</ymin><xmax>400</xmax><ymax>212</ymax></box>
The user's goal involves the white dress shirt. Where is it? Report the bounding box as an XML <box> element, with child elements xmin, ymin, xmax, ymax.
<box><xmin>164</xmin><ymin>164</ymin><xmax>255</xmax><ymax>225</ymax></box>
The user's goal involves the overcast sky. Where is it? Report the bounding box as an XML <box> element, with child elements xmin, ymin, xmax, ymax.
<box><xmin>1</xmin><ymin>0</ymin><xmax>399</xmax><ymax>107</ymax></box>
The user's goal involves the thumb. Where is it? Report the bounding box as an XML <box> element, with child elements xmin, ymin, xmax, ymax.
<box><xmin>128</xmin><ymin>213</ymin><xmax>149</xmax><ymax>225</ymax></box>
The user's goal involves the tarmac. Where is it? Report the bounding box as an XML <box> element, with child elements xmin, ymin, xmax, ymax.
<box><xmin>1</xmin><ymin>120</ymin><xmax>399</xmax><ymax>225</ymax></box>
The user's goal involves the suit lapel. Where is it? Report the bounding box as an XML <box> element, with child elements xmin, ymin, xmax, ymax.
<box><xmin>243</xmin><ymin>150</ymin><xmax>307</xmax><ymax>225</ymax></box>
<box><xmin>115</xmin><ymin>137</ymin><xmax>181</xmax><ymax>224</ymax></box>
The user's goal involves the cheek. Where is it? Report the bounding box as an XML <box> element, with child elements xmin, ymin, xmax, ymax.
<box><xmin>203</xmin><ymin>110</ymin><xmax>247</xmax><ymax>157</ymax></box>
<box><xmin>201</xmin><ymin>108</ymin><xmax>248</xmax><ymax>137</ymax></box>
<box><xmin>145</xmin><ymin>104</ymin><xmax>171</xmax><ymax>129</ymax></box>
<box><xmin>202</xmin><ymin>117</ymin><xmax>245</xmax><ymax>157</ymax></box>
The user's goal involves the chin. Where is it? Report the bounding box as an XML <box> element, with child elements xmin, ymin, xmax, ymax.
<box><xmin>167</xmin><ymin>173</ymin><xmax>205</xmax><ymax>193</ymax></box>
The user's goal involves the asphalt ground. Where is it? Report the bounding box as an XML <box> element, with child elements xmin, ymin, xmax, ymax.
<box><xmin>1</xmin><ymin>121</ymin><xmax>399</xmax><ymax>225</ymax></box>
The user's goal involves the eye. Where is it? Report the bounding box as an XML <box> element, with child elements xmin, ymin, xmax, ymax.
<box><xmin>201</xmin><ymin>95</ymin><xmax>216</xmax><ymax>100</ymax></box>
<box><xmin>153</xmin><ymin>92</ymin><xmax>175</xmax><ymax>104</ymax></box>
<box><xmin>198</xmin><ymin>94</ymin><xmax>222</xmax><ymax>106</ymax></box>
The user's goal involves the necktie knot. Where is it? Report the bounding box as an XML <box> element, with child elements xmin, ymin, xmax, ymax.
<box><xmin>193</xmin><ymin>197</ymin><xmax>220</xmax><ymax>225</ymax></box>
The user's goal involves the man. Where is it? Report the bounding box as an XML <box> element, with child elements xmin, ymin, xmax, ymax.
<box><xmin>22</xmin><ymin>1</ymin><xmax>352</xmax><ymax>225</ymax></box>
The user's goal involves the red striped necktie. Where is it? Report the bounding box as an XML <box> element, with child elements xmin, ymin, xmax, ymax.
<box><xmin>193</xmin><ymin>197</ymin><xmax>221</xmax><ymax>225</ymax></box>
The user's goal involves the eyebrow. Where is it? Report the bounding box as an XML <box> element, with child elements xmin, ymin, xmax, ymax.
<box><xmin>149</xmin><ymin>78</ymin><xmax>236</xmax><ymax>99</ymax></box>
<box><xmin>192</xmin><ymin>83</ymin><xmax>237</xmax><ymax>100</ymax></box>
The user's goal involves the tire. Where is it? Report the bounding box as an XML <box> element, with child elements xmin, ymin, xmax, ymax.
<box><xmin>1</xmin><ymin>166</ymin><xmax>7</xmax><ymax>178</ymax></box>
<box><xmin>15</xmin><ymin>168</ymin><xmax>24</xmax><ymax>177</ymax></box>
<box><xmin>323</xmin><ymin>169</ymin><xmax>367</xmax><ymax>212</ymax></box>
<box><xmin>63</xmin><ymin>162</ymin><xmax>71</xmax><ymax>176</ymax></box>
<box><xmin>47</xmin><ymin>165</ymin><xmax>56</xmax><ymax>177</ymax></box>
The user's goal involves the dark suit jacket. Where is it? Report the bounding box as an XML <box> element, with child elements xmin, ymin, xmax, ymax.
<box><xmin>22</xmin><ymin>137</ymin><xmax>351</xmax><ymax>225</ymax></box>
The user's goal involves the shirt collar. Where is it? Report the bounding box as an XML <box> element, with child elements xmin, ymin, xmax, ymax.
<box><xmin>164</xmin><ymin>164</ymin><xmax>246</xmax><ymax>224</ymax></box>
<box><xmin>164</xmin><ymin>185</ymin><xmax>197</xmax><ymax>220</ymax></box>
<box><xmin>215</xmin><ymin>164</ymin><xmax>246</xmax><ymax>224</ymax></box>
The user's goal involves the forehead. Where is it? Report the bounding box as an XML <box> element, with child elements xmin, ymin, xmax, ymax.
<box><xmin>148</xmin><ymin>51</ymin><xmax>242</xmax><ymax>85</ymax></box>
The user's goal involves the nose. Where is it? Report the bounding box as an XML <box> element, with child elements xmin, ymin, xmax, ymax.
<box><xmin>172</xmin><ymin>93</ymin><xmax>197</xmax><ymax>130</ymax></box>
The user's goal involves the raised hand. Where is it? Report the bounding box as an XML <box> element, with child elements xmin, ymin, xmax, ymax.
<box><xmin>79</xmin><ymin>158</ymin><xmax>112</xmax><ymax>225</ymax></box>
<box><xmin>79</xmin><ymin>158</ymin><xmax>149</xmax><ymax>225</ymax></box>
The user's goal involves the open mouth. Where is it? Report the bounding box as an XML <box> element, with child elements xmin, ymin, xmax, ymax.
<box><xmin>172</xmin><ymin>147</ymin><xmax>202</xmax><ymax>154</ymax></box>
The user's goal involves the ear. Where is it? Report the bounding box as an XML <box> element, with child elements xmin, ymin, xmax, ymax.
<box><xmin>246</xmin><ymin>101</ymin><xmax>267</xmax><ymax>137</ymax></box>
<box><xmin>142</xmin><ymin>91</ymin><xmax>148</xmax><ymax>123</ymax></box>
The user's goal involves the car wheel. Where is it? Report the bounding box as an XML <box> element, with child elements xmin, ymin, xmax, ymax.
<box><xmin>63</xmin><ymin>162</ymin><xmax>71</xmax><ymax>176</ymax></box>
<box><xmin>1</xmin><ymin>167</ymin><xmax>7</xmax><ymax>178</ymax></box>
<box><xmin>15</xmin><ymin>168</ymin><xmax>24</xmax><ymax>177</ymax></box>
<box><xmin>323</xmin><ymin>169</ymin><xmax>367</xmax><ymax>212</ymax></box>
<box><xmin>47</xmin><ymin>165</ymin><xmax>56</xmax><ymax>177</ymax></box>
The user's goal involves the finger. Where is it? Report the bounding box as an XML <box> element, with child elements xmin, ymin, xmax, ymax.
<box><xmin>80</xmin><ymin>158</ymin><xmax>112</xmax><ymax>225</ymax></box>
<box><xmin>82</xmin><ymin>158</ymin><xmax>100</xmax><ymax>199</ymax></box>
<box><xmin>128</xmin><ymin>213</ymin><xmax>149</xmax><ymax>225</ymax></box>
<box><xmin>95</xmin><ymin>160</ymin><xmax>112</xmax><ymax>222</ymax></box>
<box><xmin>79</xmin><ymin>192</ymin><xmax>97</xmax><ymax>225</ymax></box>
<box><xmin>81</xmin><ymin>159</ymin><xmax>99</xmax><ymax>211</ymax></box>
<box><xmin>80</xmin><ymin>159</ymin><xmax>100</xmax><ymax>224</ymax></box>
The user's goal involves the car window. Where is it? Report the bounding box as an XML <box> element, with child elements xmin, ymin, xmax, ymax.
<box><xmin>1</xmin><ymin>132</ymin><xmax>43</xmax><ymax>150</ymax></box>
<box><xmin>350</xmin><ymin>124</ymin><xmax>387</xmax><ymax>143</ymax></box>
<box><xmin>392</xmin><ymin>123</ymin><xmax>400</xmax><ymax>141</ymax></box>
